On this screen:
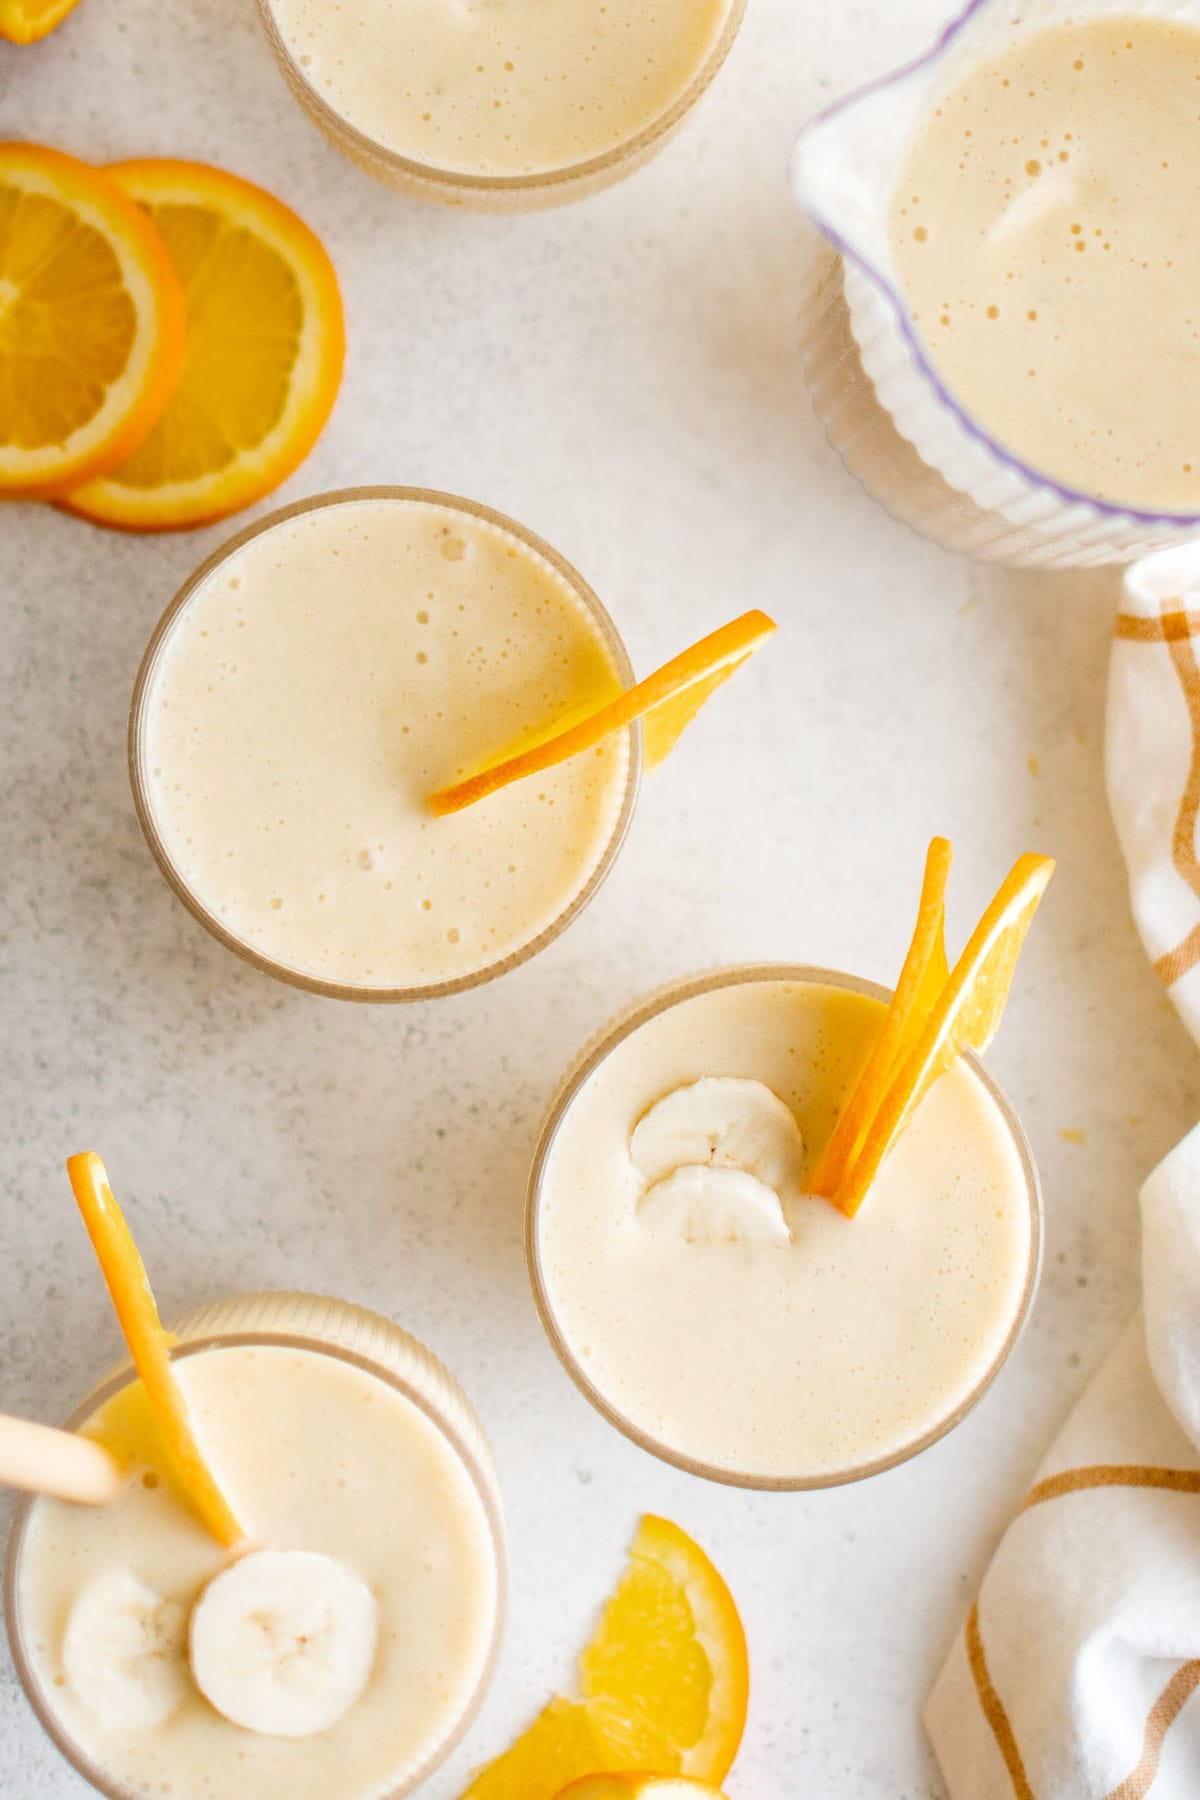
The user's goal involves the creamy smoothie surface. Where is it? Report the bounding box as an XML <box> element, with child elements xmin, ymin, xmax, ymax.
<box><xmin>141</xmin><ymin>495</ymin><xmax>631</xmax><ymax>991</ymax></box>
<box><xmin>16</xmin><ymin>1344</ymin><xmax>499</xmax><ymax>1800</ymax></box>
<box><xmin>265</xmin><ymin>0</ymin><xmax>733</xmax><ymax>176</ymax></box>
<box><xmin>535</xmin><ymin>978</ymin><xmax>1034</xmax><ymax>1482</ymax></box>
<box><xmin>890</xmin><ymin>17</ymin><xmax>1200</xmax><ymax>511</ymax></box>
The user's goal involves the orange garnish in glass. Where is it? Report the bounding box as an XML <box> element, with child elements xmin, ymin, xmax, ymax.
<box><xmin>429</xmin><ymin>611</ymin><xmax>775</xmax><ymax>818</ymax></box>
<box><xmin>832</xmin><ymin>851</ymin><xmax>1054</xmax><ymax>1218</ymax></box>
<box><xmin>808</xmin><ymin>836</ymin><xmax>952</xmax><ymax>1201</ymax></box>
<box><xmin>459</xmin><ymin>1516</ymin><xmax>747</xmax><ymax>1800</ymax></box>
<box><xmin>66</xmin><ymin>1152</ymin><xmax>245</xmax><ymax>1548</ymax></box>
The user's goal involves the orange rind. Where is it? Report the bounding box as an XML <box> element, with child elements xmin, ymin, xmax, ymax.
<box><xmin>66</xmin><ymin>1152</ymin><xmax>245</xmax><ymax>1549</ymax></box>
<box><xmin>429</xmin><ymin>611</ymin><xmax>775</xmax><ymax>817</ymax></box>
<box><xmin>459</xmin><ymin>1516</ymin><xmax>747</xmax><ymax>1800</ymax></box>
<box><xmin>0</xmin><ymin>0</ymin><xmax>84</xmax><ymax>43</ymax></box>
<box><xmin>830</xmin><ymin>849</ymin><xmax>1054</xmax><ymax>1218</ymax></box>
<box><xmin>62</xmin><ymin>158</ymin><xmax>344</xmax><ymax>531</ymax></box>
<box><xmin>808</xmin><ymin>836</ymin><xmax>951</xmax><ymax>1200</ymax></box>
<box><xmin>0</xmin><ymin>143</ymin><xmax>186</xmax><ymax>497</ymax></box>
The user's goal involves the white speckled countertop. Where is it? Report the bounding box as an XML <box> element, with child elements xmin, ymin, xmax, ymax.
<box><xmin>4</xmin><ymin>3</ymin><xmax>1200</xmax><ymax>1795</ymax></box>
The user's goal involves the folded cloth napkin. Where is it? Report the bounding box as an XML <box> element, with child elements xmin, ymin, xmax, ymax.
<box><xmin>925</xmin><ymin>544</ymin><xmax>1200</xmax><ymax>1800</ymax></box>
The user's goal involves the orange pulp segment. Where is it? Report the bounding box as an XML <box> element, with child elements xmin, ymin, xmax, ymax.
<box><xmin>835</xmin><ymin>852</ymin><xmax>1055</xmax><ymax>1218</ymax></box>
<box><xmin>807</xmin><ymin>836</ymin><xmax>952</xmax><ymax>1200</ymax></box>
<box><xmin>459</xmin><ymin>1516</ymin><xmax>748</xmax><ymax>1800</ymax></box>
<box><xmin>429</xmin><ymin>611</ymin><xmax>775</xmax><ymax>817</ymax></box>
<box><xmin>66</xmin><ymin>1152</ymin><xmax>245</xmax><ymax>1548</ymax></box>
<box><xmin>0</xmin><ymin>143</ymin><xmax>186</xmax><ymax>496</ymax></box>
<box><xmin>555</xmin><ymin>1781</ymin><xmax>730</xmax><ymax>1799</ymax></box>
<box><xmin>62</xmin><ymin>158</ymin><xmax>344</xmax><ymax>530</ymax></box>
<box><xmin>0</xmin><ymin>0</ymin><xmax>83</xmax><ymax>43</ymax></box>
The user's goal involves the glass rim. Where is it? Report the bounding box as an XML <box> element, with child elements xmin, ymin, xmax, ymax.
<box><xmin>3</xmin><ymin>1295</ymin><xmax>507</xmax><ymax>1800</ymax></box>
<box><xmin>128</xmin><ymin>485</ymin><xmax>643</xmax><ymax>1003</ymax></box>
<box><xmin>792</xmin><ymin>0</ymin><xmax>1200</xmax><ymax>530</ymax></box>
<box><xmin>254</xmin><ymin>0</ymin><xmax>747</xmax><ymax>197</ymax></box>
<box><xmin>525</xmin><ymin>961</ymin><xmax>1044</xmax><ymax>1492</ymax></box>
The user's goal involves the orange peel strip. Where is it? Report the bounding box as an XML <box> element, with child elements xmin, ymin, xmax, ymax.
<box><xmin>835</xmin><ymin>852</ymin><xmax>1055</xmax><ymax>1218</ymax></box>
<box><xmin>807</xmin><ymin>836</ymin><xmax>952</xmax><ymax>1200</ymax></box>
<box><xmin>428</xmin><ymin>610</ymin><xmax>775</xmax><ymax>818</ymax></box>
<box><xmin>66</xmin><ymin>1152</ymin><xmax>245</xmax><ymax>1548</ymax></box>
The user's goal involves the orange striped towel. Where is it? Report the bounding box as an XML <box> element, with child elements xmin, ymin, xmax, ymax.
<box><xmin>1107</xmin><ymin>544</ymin><xmax>1200</xmax><ymax>1009</ymax></box>
<box><xmin>925</xmin><ymin>1128</ymin><xmax>1200</xmax><ymax>1798</ymax></box>
<box><xmin>924</xmin><ymin>545</ymin><xmax>1200</xmax><ymax>1797</ymax></box>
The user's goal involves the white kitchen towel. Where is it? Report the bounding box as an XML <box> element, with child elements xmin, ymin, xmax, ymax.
<box><xmin>924</xmin><ymin>543</ymin><xmax>1200</xmax><ymax>1799</ymax></box>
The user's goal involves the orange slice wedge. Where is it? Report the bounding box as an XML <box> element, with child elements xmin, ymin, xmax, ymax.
<box><xmin>807</xmin><ymin>836</ymin><xmax>952</xmax><ymax>1200</ymax></box>
<box><xmin>66</xmin><ymin>1152</ymin><xmax>245</xmax><ymax>1548</ymax></box>
<box><xmin>0</xmin><ymin>144</ymin><xmax>186</xmax><ymax>497</ymax></box>
<box><xmin>834</xmin><ymin>851</ymin><xmax>1054</xmax><ymax>1218</ymax></box>
<box><xmin>555</xmin><ymin>1781</ymin><xmax>729</xmax><ymax>1799</ymax></box>
<box><xmin>429</xmin><ymin>610</ymin><xmax>775</xmax><ymax>817</ymax></box>
<box><xmin>0</xmin><ymin>0</ymin><xmax>83</xmax><ymax>43</ymax></box>
<box><xmin>460</xmin><ymin>1516</ymin><xmax>748</xmax><ymax>1800</ymax></box>
<box><xmin>61</xmin><ymin>158</ymin><xmax>344</xmax><ymax>531</ymax></box>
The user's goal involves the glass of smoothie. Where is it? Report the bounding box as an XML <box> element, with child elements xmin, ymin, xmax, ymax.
<box><xmin>791</xmin><ymin>0</ymin><xmax>1200</xmax><ymax>567</ymax></box>
<box><xmin>254</xmin><ymin>0</ymin><xmax>746</xmax><ymax>208</ymax></box>
<box><xmin>527</xmin><ymin>965</ymin><xmax>1041</xmax><ymax>1489</ymax></box>
<box><xmin>129</xmin><ymin>487</ymin><xmax>640</xmax><ymax>1001</ymax></box>
<box><xmin>4</xmin><ymin>1290</ymin><xmax>505</xmax><ymax>1800</ymax></box>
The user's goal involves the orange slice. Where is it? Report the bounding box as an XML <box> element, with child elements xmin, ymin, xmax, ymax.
<box><xmin>555</xmin><ymin>1781</ymin><xmax>729</xmax><ymax>1799</ymax></box>
<box><xmin>429</xmin><ymin>611</ymin><xmax>775</xmax><ymax>817</ymax></box>
<box><xmin>0</xmin><ymin>144</ymin><xmax>186</xmax><ymax>497</ymax></box>
<box><xmin>807</xmin><ymin>836</ymin><xmax>952</xmax><ymax>1200</ymax></box>
<box><xmin>62</xmin><ymin>158</ymin><xmax>344</xmax><ymax>531</ymax></box>
<box><xmin>460</xmin><ymin>1516</ymin><xmax>748</xmax><ymax>1800</ymax></box>
<box><xmin>66</xmin><ymin>1152</ymin><xmax>245</xmax><ymax>1548</ymax></box>
<box><xmin>0</xmin><ymin>0</ymin><xmax>83</xmax><ymax>43</ymax></box>
<box><xmin>834</xmin><ymin>851</ymin><xmax>1054</xmax><ymax>1218</ymax></box>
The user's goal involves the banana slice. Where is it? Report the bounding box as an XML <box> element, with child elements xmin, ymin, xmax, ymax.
<box><xmin>189</xmin><ymin>1549</ymin><xmax>378</xmax><ymax>1739</ymax></box>
<box><xmin>62</xmin><ymin>1569</ymin><xmax>188</xmax><ymax>1730</ymax></box>
<box><xmin>629</xmin><ymin>1077</ymin><xmax>805</xmax><ymax>1192</ymax></box>
<box><xmin>638</xmin><ymin>1164</ymin><xmax>791</xmax><ymax>1244</ymax></box>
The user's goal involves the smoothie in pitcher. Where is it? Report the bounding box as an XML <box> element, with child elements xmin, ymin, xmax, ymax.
<box><xmin>891</xmin><ymin>16</ymin><xmax>1200</xmax><ymax>511</ymax></box>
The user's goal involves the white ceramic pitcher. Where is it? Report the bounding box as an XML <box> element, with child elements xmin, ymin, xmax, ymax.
<box><xmin>791</xmin><ymin>0</ymin><xmax>1200</xmax><ymax>568</ymax></box>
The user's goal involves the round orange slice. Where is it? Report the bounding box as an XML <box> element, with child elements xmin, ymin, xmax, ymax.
<box><xmin>62</xmin><ymin>159</ymin><xmax>344</xmax><ymax>531</ymax></box>
<box><xmin>834</xmin><ymin>850</ymin><xmax>1055</xmax><ymax>1217</ymax></box>
<box><xmin>555</xmin><ymin>1780</ymin><xmax>730</xmax><ymax>1799</ymax></box>
<box><xmin>461</xmin><ymin>1516</ymin><xmax>748</xmax><ymax>1800</ymax></box>
<box><xmin>0</xmin><ymin>0</ymin><xmax>83</xmax><ymax>43</ymax></box>
<box><xmin>66</xmin><ymin>1152</ymin><xmax>245</xmax><ymax>1549</ymax></box>
<box><xmin>0</xmin><ymin>143</ymin><xmax>186</xmax><ymax>497</ymax></box>
<box><xmin>429</xmin><ymin>610</ymin><xmax>776</xmax><ymax>817</ymax></box>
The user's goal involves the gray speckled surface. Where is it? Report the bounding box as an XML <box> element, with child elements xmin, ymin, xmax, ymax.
<box><xmin>4</xmin><ymin>2</ymin><xmax>1200</xmax><ymax>1796</ymax></box>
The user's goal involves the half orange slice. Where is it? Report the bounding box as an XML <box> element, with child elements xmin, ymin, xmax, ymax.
<box><xmin>460</xmin><ymin>1516</ymin><xmax>748</xmax><ymax>1800</ymax></box>
<box><xmin>429</xmin><ymin>610</ymin><xmax>775</xmax><ymax>817</ymax></box>
<box><xmin>62</xmin><ymin>159</ymin><xmax>344</xmax><ymax>531</ymax></box>
<box><xmin>834</xmin><ymin>851</ymin><xmax>1054</xmax><ymax>1217</ymax></box>
<box><xmin>0</xmin><ymin>144</ymin><xmax>186</xmax><ymax>497</ymax></box>
<box><xmin>66</xmin><ymin>1152</ymin><xmax>245</xmax><ymax>1549</ymax></box>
